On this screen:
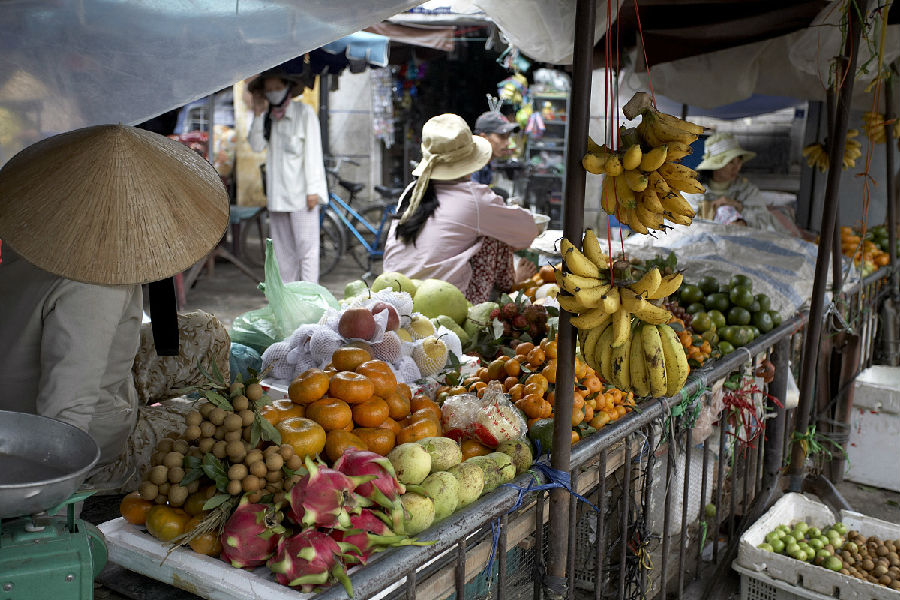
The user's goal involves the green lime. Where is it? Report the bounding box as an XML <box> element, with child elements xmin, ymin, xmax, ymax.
<box><xmin>755</xmin><ymin>294</ymin><xmax>771</xmax><ymax>312</ymax></box>
<box><xmin>757</xmin><ymin>543</ymin><xmax>774</xmax><ymax>552</ymax></box>
<box><xmin>719</xmin><ymin>325</ymin><xmax>737</xmax><ymax>342</ymax></box>
<box><xmin>718</xmin><ymin>341</ymin><xmax>735</xmax><ymax>355</ymax></box>
<box><xmin>748</xmin><ymin>300</ymin><xmax>761</xmax><ymax>313</ymax></box>
<box><xmin>701</xmin><ymin>330</ymin><xmax>719</xmax><ymax>344</ymax></box>
<box><xmin>730</xmin><ymin>274</ymin><xmax>752</xmax><ymax>290</ymax></box>
<box><xmin>729</xmin><ymin>285</ymin><xmax>755</xmax><ymax>308</ymax></box>
<box><xmin>748</xmin><ymin>326</ymin><xmax>761</xmax><ymax>339</ymax></box>
<box><xmin>698</xmin><ymin>275</ymin><xmax>720</xmax><ymax>295</ymax></box>
<box><xmin>731</xmin><ymin>327</ymin><xmax>752</xmax><ymax>347</ymax></box>
<box><xmin>692</xmin><ymin>312</ymin><xmax>713</xmax><ymax>333</ymax></box>
<box><xmin>680</xmin><ymin>284</ymin><xmax>704</xmax><ymax>304</ymax></box>
<box><xmin>815</xmin><ymin>549</ymin><xmax>831</xmax><ymax>560</ymax></box>
<box><xmin>705</xmin><ymin>292</ymin><xmax>730</xmax><ymax>312</ymax></box>
<box><xmin>727</xmin><ymin>306</ymin><xmax>751</xmax><ymax>326</ymax></box>
<box><xmin>769</xmin><ymin>311</ymin><xmax>782</xmax><ymax>327</ymax></box>
<box><xmin>753</xmin><ymin>311</ymin><xmax>774</xmax><ymax>333</ymax></box>
<box><xmin>825</xmin><ymin>556</ymin><xmax>843</xmax><ymax>571</ymax></box>
<box><xmin>708</xmin><ymin>309</ymin><xmax>726</xmax><ymax>329</ymax></box>
<box><xmin>686</xmin><ymin>302</ymin><xmax>705</xmax><ymax>314</ymax></box>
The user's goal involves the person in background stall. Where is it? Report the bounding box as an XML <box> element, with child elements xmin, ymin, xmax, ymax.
<box><xmin>470</xmin><ymin>110</ymin><xmax>520</xmax><ymax>187</ymax></box>
<box><xmin>696</xmin><ymin>133</ymin><xmax>806</xmax><ymax>237</ymax></box>
<box><xmin>248</xmin><ymin>69</ymin><xmax>328</xmax><ymax>284</ymax></box>
<box><xmin>0</xmin><ymin>125</ymin><xmax>231</xmax><ymax>493</ymax></box>
<box><xmin>383</xmin><ymin>114</ymin><xmax>538</xmax><ymax>304</ymax></box>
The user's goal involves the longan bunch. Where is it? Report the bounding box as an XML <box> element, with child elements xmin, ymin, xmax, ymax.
<box><xmin>840</xmin><ymin>532</ymin><xmax>900</xmax><ymax>590</ymax></box>
<box><xmin>226</xmin><ymin>443</ymin><xmax>304</xmax><ymax>504</ymax></box>
<box><xmin>139</xmin><ymin>435</ymin><xmax>202</xmax><ymax>507</ymax></box>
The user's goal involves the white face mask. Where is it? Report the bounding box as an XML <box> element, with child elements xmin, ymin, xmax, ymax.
<box><xmin>265</xmin><ymin>88</ymin><xmax>287</xmax><ymax>105</ymax></box>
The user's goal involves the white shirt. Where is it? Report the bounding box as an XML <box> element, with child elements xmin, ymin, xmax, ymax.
<box><xmin>248</xmin><ymin>101</ymin><xmax>328</xmax><ymax>212</ymax></box>
<box><xmin>0</xmin><ymin>247</ymin><xmax>142</xmax><ymax>467</ymax></box>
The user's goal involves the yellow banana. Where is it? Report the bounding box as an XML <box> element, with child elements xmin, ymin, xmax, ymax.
<box><xmin>648</xmin><ymin>170</ymin><xmax>671</xmax><ymax>195</ymax></box>
<box><xmin>654</xmin><ymin>110</ymin><xmax>704</xmax><ymax>135</ymax></box>
<box><xmin>561</xmin><ymin>238</ymin><xmax>601</xmax><ymax>279</ymax></box>
<box><xmin>635</xmin><ymin>201</ymin><xmax>666</xmax><ymax>230</ymax></box>
<box><xmin>659</xmin><ymin>192</ymin><xmax>696</xmax><ymax>217</ymax></box>
<box><xmin>647</xmin><ymin>272</ymin><xmax>683</xmax><ymax>300</ymax></box>
<box><xmin>658</xmin><ymin>324</ymin><xmax>689</xmax><ymax>396</ymax></box>
<box><xmin>640</xmin><ymin>324</ymin><xmax>668</xmax><ymax>397</ymax></box>
<box><xmin>611</xmin><ymin>306</ymin><xmax>631</xmax><ymax>348</ymax></box>
<box><xmin>614</xmin><ymin>173</ymin><xmax>637</xmax><ymax>208</ymax></box>
<box><xmin>622</xmin><ymin>144</ymin><xmax>642</xmax><ymax>170</ymax></box>
<box><xmin>557</xmin><ymin>294</ymin><xmax>591</xmax><ymax>314</ymax></box>
<box><xmin>640</xmin><ymin>112</ymin><xmax>699</xmax><ymax>145</ymax></box>
<box><xmin>665</xmin><ymin>177</ymin><xmax>705</xmax><ymax>195</ymax></box>
<box><xmin>664</xmin><ymin>210</ymin><xmax>693</xmax><ymax>227</ymax></box>
<box><xmin>637</xmin><ymin>122</ymin><xmax>666</xmax><ymax>148</ymax></box>
<box><xmin>601</xmin><ymin>287</ymin><xmax>621</xmax><ymax>314</ymax></box>
<box><xmin>657</xmin><ymin>162</ymin><xmax>698</xmax><ymax>180</ymax></box>
<box><xmin>558</xmin><ymin>271</ymin><xmax>604</xmax><ymax>293</ymax></box>
<box><xmin>622</xmin><ymin>169</ymin><xmax>648</xmax><ymax>192</ymax></box>
<box><xmin>629</xmin><ymin>268</ymin><xmax>662</xmax><ymax>297</ymax></box>
<box><xmin>582</xmin><ymin>153</ymin><xmax>607</xmax><ymax>175</ymax></box>
<box><xmin>583</xmin><ymin>228</ymin><xmax>610</xmax><ymax>270</ymax></box>
<box><xmin>596</xmin><ymin>324</ymin><xmax>614</xmax><ymax>383</ymax></box>
<box><xmin>581</xmin><ymin>322</ymin><xmax>608</xmax><ymax>371</ymax></box>
<box><xmin>575</xmin><ymin>283</ymin><xmax>613</xmax><ymax>309</ymax></box>
<box><xmin>610</xmin><ymin>332</ymin><xmax>631</xmax><ymax>389</ymax></box>
<box><xmin>587</xmin><ymin>136</ymin><xmax>606</xmax><ymax>155</ymax></box>
<box><xmin>620</xmin><ymin>287</ymin><xmax>672</xmax><ymax>325</ymax></box>
<box><xmin>605</xmin><ymin>155</ymin><xmax>623</xmax><ymax>177</ymax></box>
<box><xmin>570</xmin><ymin>307</ymin><xmax>613</xmax><ymax>330</ymax></box>
<box><xmin>629</xmin><ymin>330</ymin><xmax>650</xmax><ymax>397</ymax></box>
<box><xmin>665</xmin><ymin>141</ymin><xmax>693</xmax><ymax>161</ymax></box>
<box><xmin>622</xmin><ymin>207</ymin><xmax>649</xmax><ymax>234</ymax></box>
<box><xmin>601</xmin><ymin>175</ymin><xmax>618</xmax><ymax>214</ymax></box>
<box><xmin>640</xmin><ymin>145</ymin><xmax>668</xmax><ymax>171</ymax></box>
<box><xmin>640</xmin><ymin>188</ymin><xmax>665</xmax><ymax>213</ymax></box>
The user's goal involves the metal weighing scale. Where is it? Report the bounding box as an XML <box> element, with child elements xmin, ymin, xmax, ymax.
<box><xmin>0</xmin><ymin>410</ymin><xmax>107</xmax><ymax>599</ymax></box>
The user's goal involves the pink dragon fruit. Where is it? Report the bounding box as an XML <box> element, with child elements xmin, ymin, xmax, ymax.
<box><xmin>332</xmin><ymin>508</ymin><xmax>431</xmax><ymax>564</ymax></box>
<box><xmin>219</xmin><ymin>502</ymin><xmax>285</xmax><ymax>569</ymax></box>
<box><xmin>287</xmin><ymin>456</ymin><xmax>374</xmax><ymax>529</ymax></box>
<box><xmin>267</xmin><ymin>529</ymin><xmax>357</xmax><ymax>596</ymax></box>
<box><xmin>333</xmin><ymin>450</ymin><xmax>405</xmax><ymax>510</ymax></box>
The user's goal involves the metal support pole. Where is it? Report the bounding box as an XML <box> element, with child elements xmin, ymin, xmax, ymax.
<box><xmin>885</xmin><ymin>70</ymin><xmax>897</xmax><ymax>284</ymax></box>
<box><xmin>826</xmin><ymin>86</ymin><xmax>843</xmax><ymax>295</ymax></box>
<box><xmin>762</xmin><ymin>337</ymin><xmax>790</xmax><ymax>493</ymax></box>
<box><xmin>789</xmin><ymin>2</ymin><xmax>867</xmax><ymax>489</ymax></box>
<box><xmin>547</xmin><ymin>0</ymin><xmax>596</xmax><ymax>591</ymax></box>
<box><xmin>319</xmin><ymin>75</ymin><xmax>331</xmax><ymax>158</ymax></box>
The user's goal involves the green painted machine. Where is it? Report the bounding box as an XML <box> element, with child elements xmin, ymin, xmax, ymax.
<box><xmin>0</xmin><ymin>410</ymin><xmax>107</xmax><ymax>599</ymax></box>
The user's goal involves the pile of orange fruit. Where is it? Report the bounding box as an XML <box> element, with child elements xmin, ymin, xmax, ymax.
<box><xmin>263</xmin><ymin>346</ymin><xmax>443</xmax><ymax>463</ymax></box>
<box><xmin>840</xmin><ymin>226</ymin><xmax>890</xmax><ymax>270</ymax></box>
<box><xmin>436</xmin><ymin>338</ymin><xmax>635</xmax><ymax>440</ymax></box>
<box><xmin>671</xmin><ymin>316</ymin><xmax>713</xmax><ymax>366</ymax></box>
<box><xmin>511</xmin><ymin>264</ymin><xmax>560</xmax><ymax>300</ymax></box>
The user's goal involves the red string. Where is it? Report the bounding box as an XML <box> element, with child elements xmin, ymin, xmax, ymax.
<box><xmin>632</xmin><ymin>0</ymin><xmax>656</xmax><ymax>107</ymax></box>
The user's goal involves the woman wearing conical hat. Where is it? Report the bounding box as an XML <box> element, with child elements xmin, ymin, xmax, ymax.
<box><xmin>0</xmin><ymin>125</ymin><xmax>231</xmax><ymax>491</ymax></box>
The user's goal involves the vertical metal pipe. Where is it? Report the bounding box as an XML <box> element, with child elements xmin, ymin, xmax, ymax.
<box><xmin>660</xmin><ymin>439</ymin><xmax>674</xmax><ymax>597</ymax></box>
<box><xmin>827</xmin><ymin>86</ymin><xmax>843</xmax><ymax>295</ymax></box>
<box><xmin>619</xmin><ymin>436</ymin><xmax>632</xmax><ymax>600</ymax></box>
<box><xmin>729</xmin><ymin>450</ymin><xmax>738</xmax><ymax>544</ymax></box>
<box><xmin>595</xmin><ymin>449</ymin><xmax>608</xmax><ymax>600</ymax></box>
<box><xmin>640</xmin><ymin>428</ymin><xmax>655</xmax><ymax>595</ymax></box>
<box><xmin>534</xmin><ymin>493</ymin><xmax>545</xmax><ymax>600</ymax></box>
<box><xmin>678</xmin><ymin>428</ymin><xmax>692</xmax><ymax>599</ymax></box>
<box><xmin>499</xmin><ymin>516</ymin><xmax>508</xmax><ymax>600</ymax></box>
<box><xmin>696</xmin><ymin>437</ymin><xmax>710</xmax><ymax>580</ymax></box>
<box><xmin>319</xmin><ymin>75</ymin><xmax>330</xmax><ymax>158</ymax></box>
<box><xmin>549</xmin><ymin>0</ymin><xmax>596</xmax><ymax>584</ymax></box>
<box><xmin>791</xmin><ymin>0</ymin><xmax>868</xmax><ymax>488</ymax></box>
<box><xmin>406</xmin><ymin>568</ymin><xmax>416</xmax><ymax>600</ymax></box>
<box><xmin>567</xmin><ymin>482</ymin><xmax>577</xmax><ymax>600</ymax></box>
<box><xmin>713</xmin><ymin>423</ymin><xmax>727</xmax><ymax>563</ymax></box>
<box><xmin>456</xmin><ymin>540</ymin><xmax>466</xmax><ymax>599</ymax></box>
<box><xmin>885</xmin><ymin>72</ymin><xmax>897</xmax><ymax>278</ymax></box>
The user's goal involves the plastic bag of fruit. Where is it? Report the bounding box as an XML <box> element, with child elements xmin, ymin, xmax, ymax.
<box><xmin>441</xmin><ymin>382</ymin><xmax>527</xmax><ymax>447</ymax></box>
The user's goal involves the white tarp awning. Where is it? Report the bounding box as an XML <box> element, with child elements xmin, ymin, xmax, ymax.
<box><xmin>0</xmin><ymin>0</ymin><xmax>419</xmax><ymax>165</ymax></box>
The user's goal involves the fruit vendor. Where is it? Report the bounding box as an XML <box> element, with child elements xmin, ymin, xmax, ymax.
<box><xmin>248</xmin><ymin>69</ymin><xmax>328</xmax><ymax>284</ymax></box>
<box><xmin>383</xmin><ymin>113</ymin><xmax>538</xmax><ymax>304</ymax></box>
<box><xmin>470</xmin><ymin>110</ymin><xmax>519</xmax><ymax>187</ymax></box>
<box><xmin>0</xmin><ymin>125</ymin><xmax>231</xmax><ymax>493</ymax></box>
<box><xmin>696</xmin><ymin>133</ymin><xmax>805</xmax><ymax>237</ymax></box>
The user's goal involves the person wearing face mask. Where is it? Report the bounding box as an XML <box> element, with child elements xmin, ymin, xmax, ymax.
<box><xmin>248</xmin><ymin>70</ymin><xmax>328</xmax><ymax>283</ymax></box>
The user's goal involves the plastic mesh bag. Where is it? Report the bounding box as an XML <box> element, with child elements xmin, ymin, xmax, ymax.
<box><xmin>261</xmin><ymin>341</ymin><xmax>293</xmax><ymax>380</ymax></box>
<box><xmin>309</xmin><ymin>327</ymin><xmax>344</xmax><ymax>367</ymax></box>
<box><xmin>434</xmin><ymin>326</ymin><xmax>462</xmax><ymax>359</ymax></box>
<box><xmin>393</xmin><ymin>356</ymin><xmax>422</xmax><ymax>384</ymax></box>
<box><xmin>440</xmin><ymin>382</ymin><xmax>527</xmax><ymax>447</ymax></box>
<box><xmin>371</xmin><ymin>331</ymin><xmax>403</xmax><ymax>363</ymax></box>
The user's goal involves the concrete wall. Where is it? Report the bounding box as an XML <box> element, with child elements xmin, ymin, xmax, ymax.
<box><xmin>327</xmin><ymin>71</ymin><xmax>381</xmax><ymax>202</ymax></box>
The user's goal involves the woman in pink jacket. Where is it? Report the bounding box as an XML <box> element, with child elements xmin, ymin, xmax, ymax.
<box><xmin>383</xmin><ymin>114</ymin><xmax>538</xmax><ymax>303</ymax></box>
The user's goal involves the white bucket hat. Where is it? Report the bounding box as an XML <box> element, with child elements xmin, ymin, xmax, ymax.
<box><xmin>695</xmin><ymin>133</ymin><xmax>756</xmax><ymax>171</ymax></box>
<box><xmin>399</xmin><ymin>113</ymin><xmax>492</xmax><ymax>224</ymax></box>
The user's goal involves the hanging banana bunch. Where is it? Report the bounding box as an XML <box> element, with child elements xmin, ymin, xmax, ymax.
<box><xmin>582</xmin><ymin>92</ymin><xmax>703</xmax><ymax>233</ymax></box>
<box><xmin>802</xmin><ymin>129</ymin><xmax>863</xmax><ymax>173</ymax></box>
<box><xmin>556</xmin><ymin>228</ymin><xmax>690</xmax><ymax>398</ymax></box>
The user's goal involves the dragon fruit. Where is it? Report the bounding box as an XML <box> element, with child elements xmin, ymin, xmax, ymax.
<box><xmin>332</xmin><ymin>508</ymin><xmax>432</xmax><ymax>564</ymax></box>
<box><xmin>333</xmin><ymin>450</ymin><xmax>406</xmax><ymax>510</ymax></box>
<box><xmin>219</xmin><ymin>502</ymin><xmax>285</xmax><ymax>569</ymax></box>
<box><xmin>287</xmin><ymin>456</ymin><xmax>374</xmax><ymax>529</ymax></box>
<box><xmin>267</xmin><ymin>529</ymin><xmax>357</xmax><ymax>596</ymax></box>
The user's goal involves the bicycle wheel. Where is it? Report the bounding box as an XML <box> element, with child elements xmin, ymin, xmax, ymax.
<box><xmin>319</xmin><ymin>208</ymin><xmax>346</xmax><ymax>276</ymax></box>
<box><xmin>348</xmin><ymin>203</ymin><xmax>393</xmax><ymax>272</ymax></box>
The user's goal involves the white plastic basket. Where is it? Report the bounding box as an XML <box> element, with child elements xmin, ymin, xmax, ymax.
<box><xmin>734</xmin><ymin>563</ymin><xmax>827</xmax><ymax>600</ymax></box>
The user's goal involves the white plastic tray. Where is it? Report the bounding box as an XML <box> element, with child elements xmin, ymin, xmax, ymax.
<box><xmin>735</xmin><ymin>493</ymin><xmax>900</xmax><ymax>600</ymax></box>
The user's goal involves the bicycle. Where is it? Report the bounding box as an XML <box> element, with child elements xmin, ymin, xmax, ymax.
<box><xmin>323</xmin><ymin>157</ymin><xmax>403</xmax><ymax>279</ymax></box>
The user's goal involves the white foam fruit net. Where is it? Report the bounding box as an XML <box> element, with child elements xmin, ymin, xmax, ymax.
<box><xmin>262</xmin><ymin>291</ymin><xmax>428</xmax><ymax>383</ymax></box>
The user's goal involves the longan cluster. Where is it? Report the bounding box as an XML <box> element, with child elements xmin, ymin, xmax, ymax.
<box><xmin>840</xmin><ymin>532</ymin><xmax>900</xmax><ymax>590</ymax></box>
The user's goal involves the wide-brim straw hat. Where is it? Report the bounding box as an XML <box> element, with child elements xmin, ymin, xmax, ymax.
<box><xmin>695</xmin><ymin>132</ymin><xmax>756</xmax><ymax>171</ymax></box>
<box><xmin>0</xmin><ymin>124</ymin><xmax>229</xmax><ymax>285</ymax></box>
<box><xmin>412</xmin><ymin>113</ymin><xmax>493</xmax><ymax>180</ymax></box>
<box><xmin>247</xmin><ymin>68</ymin><xmax>309</xmax><ymax>98</ymax></box>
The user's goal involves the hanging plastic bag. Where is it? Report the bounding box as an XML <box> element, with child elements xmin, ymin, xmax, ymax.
<box><xmin>441</xmin><ymin>381</ymin><xmax>527</xmax><ymax>448</ymax></box>
<box><xmin>229</xmin><ymin>306</ymin><xmax>280</xmax><ymax>354</ymax></box>
<box><xmin>262</xmin><ymin>239</ymin><xmax>339</xmax><ymax>339</ymax></box>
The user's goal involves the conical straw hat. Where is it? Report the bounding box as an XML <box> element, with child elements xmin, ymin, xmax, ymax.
<box><xmin>0</xmin><ymin>124</ymin><xmax>229</xmax><ymax>285</ymax></box>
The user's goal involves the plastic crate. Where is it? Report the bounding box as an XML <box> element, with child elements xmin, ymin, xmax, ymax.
<box><xmin>734</xmin><ymin>563</ymin><xmax>826</xmax><ymax>600</ymax></box>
